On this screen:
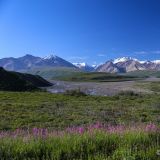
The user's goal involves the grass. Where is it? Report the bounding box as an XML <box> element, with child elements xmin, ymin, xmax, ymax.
<box><xmin>0</xmin><ymin>91</ymin><xmax>160</xmax><ymax>130</ymax></box>
<box><xmin>27</xmin><ymin>67</ymin><xmax>81</xmax><ymax>79</ymax></box>
<box><xmin>53</xmin><ymin>72</ymin><xmax>140</xmax><ymax>82</ymax></box>
<box><xmin>0</xmin><ymin>124</ymin><xmax>159</xmax><ymax>160</ymax></box>
<box><xmin>0</xmin><ymin>91</ymin><xmax>160</xmax><ymax>159</ymax></box>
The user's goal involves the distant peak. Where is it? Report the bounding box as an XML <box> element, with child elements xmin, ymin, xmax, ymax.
<box><xmin>92</xmin><ymin>64</ymin><xmax>98</xmax><ymax>68</ymax></box>
<box><xmin>43</xmin><ymin>54</ymin><xmax>57</xmax><ymax>60</ymax></box>
<box><xmin>24</xmin><ymin>54</ymin><xmax>34</xmax><ymax>57</ymax></box>
<box><xmin>73</xmin><ymin>62</ymin><xmax>87</xmax><ymax>67</ymax></box>
<box><xmin>113</xmin><ymin>57</ymin><xmax>139</xmax><ymax>64</ymax></box>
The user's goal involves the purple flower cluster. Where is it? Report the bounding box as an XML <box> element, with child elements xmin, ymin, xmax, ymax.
<box><xmin>32</xmin><ymin>128</ymin><xmax>48</xmax><ymax>138</ymax></box>
<box><xmin>145</xmin><ymin>123</ymin><xmax>158</xmax><ymax>132</ymax></box>
<box><xmin>0</xmin><ymin>123</ymin><xmax>159</xmax><ymax>139</ymax></box>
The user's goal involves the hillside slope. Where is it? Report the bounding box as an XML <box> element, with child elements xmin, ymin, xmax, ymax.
<box><xmin>27</xmin><ymin>67</ymin><xmax>81</xmax><ymax>79</ymax></box>
<box><xmin>0</xmin><ymin>67</ymin><xmax>52</xmax><ymax>91</ymax></box>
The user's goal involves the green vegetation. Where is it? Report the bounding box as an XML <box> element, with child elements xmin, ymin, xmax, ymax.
<box><xmin>27</xmin><ymin>68</ymin><xmax>142</xmax><ymax>82</ymax></box>
<box><xmin>0</xmin><ymin>67</ymin><xmax>52</xmax><ymax>91</ymax></box>
<box><xmin>65</xmin><ymin>88</ymin><xmax>87</xmax><ymax>96</ymax></box>
<box><xmin>0</xmin><ymin>91</ymin><xmax>160</xmax><ymax>130</ymax></box>
<box><xmin>0</xmin><ymin>126</ymin><xmax>159</xmax><ymax>160</ymax></box>
<box><xmin>27</xmin><ymin>67</ymin><xmax>81</xmax><ymax>79</ymax></box>
<box><xmin>53</xmin><ymin>72</ymin><xmax>140</xmax><ymax>82</ymax></box>
<box><xmin>0</xmin><ymin>90</ymin><xmax>160</xmax><ymax>159</ymax></box>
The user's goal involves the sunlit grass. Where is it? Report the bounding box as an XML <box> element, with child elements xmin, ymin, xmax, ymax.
<box><xmin>0</xmin><ymin>124</ymin><xmax>159</xmax><ymax>159</ymax></box>
<box><xmin>0</xmin><ymin>91</ymin><xmax>160</xmax><ymax>130</ymax></box>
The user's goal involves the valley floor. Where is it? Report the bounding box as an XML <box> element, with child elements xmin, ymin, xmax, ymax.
<box><xmin>46</xmin><ymin>77</ymin><xmax>160</xmax><ymax>96</ymax></box>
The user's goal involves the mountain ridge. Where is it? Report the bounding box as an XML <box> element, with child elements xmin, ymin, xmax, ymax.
<box><xmin>0</xmin><ymin>54</ymin><xmax>76</xmax><ymax>71</ymax></box>
<box><xmin>96</xmin><ymin>57</ymin><xmax>160</xmax><ymax>73</ymax></box>
<box><xmin>1</xmin><ymin>55</ymin><xmax>160</xmax><ymax>73</ymax></box>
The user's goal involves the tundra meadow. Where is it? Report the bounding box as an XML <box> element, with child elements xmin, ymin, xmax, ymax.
<box><xmin>0</xmin><ymin>91</ymin><xmax>160</xmax><ymax>159</ymax></box>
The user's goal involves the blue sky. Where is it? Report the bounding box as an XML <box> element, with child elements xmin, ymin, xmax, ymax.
<box><xmin>0</xmin><ymin>0</ymin><xmax>160</xmax><ymax>64</ymax></box>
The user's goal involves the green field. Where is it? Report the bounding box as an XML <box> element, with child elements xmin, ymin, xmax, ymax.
<box><xmin>0</xmin><ymin>91</ymin><xmax>160</xmax><ymax>130</ymax></box>
<box><xmin>0</xmin><ymin>91</ymin><xmax>160</xmax><ymax>159</ymax></box>
<box><xmin>52</xmin><ymin>72</ymin><xmax>140</xmax><ymax>82</ymax></box>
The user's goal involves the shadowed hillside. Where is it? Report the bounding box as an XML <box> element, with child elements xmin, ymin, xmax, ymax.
<box><xmin>0</xmin><ymin>67</ymin><xmax>52</xmax><ymax>91</ymax></box>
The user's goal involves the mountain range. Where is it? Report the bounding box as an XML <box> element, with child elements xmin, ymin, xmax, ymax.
<box><xmin>0</xmin><ymin>54</ymin><xmax>75</xmax><ymax>71</ymax></box>
<box><xmin>96</xmin><ymin>57</ymin><xmax>160</xmax><ymax>73</ymax></box>
<box><xmin>1</xmin><ymin>55</ymin><xmax>160</xmax><ymax>73</ymax></box>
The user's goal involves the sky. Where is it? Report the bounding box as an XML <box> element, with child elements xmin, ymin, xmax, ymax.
<box><xmin>0</xmin><ymin>0</ymin><xmax>160</xmax><ymax>64</ymax></box>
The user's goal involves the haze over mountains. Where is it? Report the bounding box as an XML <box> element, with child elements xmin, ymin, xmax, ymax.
<box><xmin>1</xmin><ymin>55</ymin><xmax>160</xmax><ymax>73</ymax></box>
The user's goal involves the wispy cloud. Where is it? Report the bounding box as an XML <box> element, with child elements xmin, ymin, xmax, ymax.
<box><xmin>134</xmin><ymin>51</ymin><xmax>148</xmax><ymax>55</ymax></box>
<box><xmin>152</xmin><ymin>50</ymin><xmax>160</xmax><ymax>54</ymax></box>
<box><xmin>134</xmin><ymin>50</ymin><xmax>160</xmax><ymax>55</ymax></box>
<box><xmin>97</xmin><ymin>54</ymin><xmax>107</xmax><ymax>57</ymax></box>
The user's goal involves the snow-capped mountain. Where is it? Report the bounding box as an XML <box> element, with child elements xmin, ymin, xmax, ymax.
<box><xmin>0</xmin><ymin>54</ymin><xmax>76</xmax><ymax>71</ymax></box>
<box><xmin>113</xmin><ymin>57</ymin><xmax>138</xmax><ymax>64</ymax></box>
<box><xmin>96</xmin><ymin>57</ymin><xmax>160</xmax><ymax>73</ymax></box>
<box><xmin>43</xmin><ymin>54</ymin><xmax>58</xmax><ymax>60</ymax></box>
<box><xmin>36</xmin><ymin>54</ymin><xmax>75</xmax><ymax>68</ymax></box>
<box><xmin>96</xmin><ymin>61</ymin><xmax>120</xmax><ymax>73</ymax></box>
<box><xmin>73</xmin><ymin>62</ymin><xmax>95</xmax><ymax>71</ymax></box>
<box><xmin>1</xmin><ymin>55</ymin><xmax>160</xmax><ymax>73</ymax></box>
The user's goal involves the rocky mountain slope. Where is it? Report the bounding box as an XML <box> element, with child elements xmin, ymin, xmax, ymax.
<box><xmin>0</xmin><ymin>54</ymin><xmax>76</xmax><ymax>71</ymax></box>
<box><xmin>96</xmin><ymin>57</ymin><xmax>160</xmax><ymax>73</ymax></box>
<box><xmin>1</xmin><ymin>55</ymin><xmax>160</xmax><ymax>73</ymax></box>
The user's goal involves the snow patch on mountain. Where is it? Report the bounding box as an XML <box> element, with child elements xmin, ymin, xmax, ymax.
<box><xmin>43</xmin><ymin>54</ymin><xmax>57</xmax><ymax>60</ymax></box>
<box><xmin>152</xmin><ymin>60</ymin><xmax>160</xmax><ymax>64</ymax></box>
<box><xmin>73</xmin><ymin>62</ymin><xmax>87</xmax><ymax>67</ymax></box>
<box><xmin>113</xmin><ymin>57</ymin><xmax>139</xmax><ymax>64</ymax></box>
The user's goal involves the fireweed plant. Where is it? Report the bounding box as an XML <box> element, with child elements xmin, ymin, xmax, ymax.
<box><xmin>0</xmin><ymin>123</ymin><xmax>159</xmax><ymax>160</ymax></box>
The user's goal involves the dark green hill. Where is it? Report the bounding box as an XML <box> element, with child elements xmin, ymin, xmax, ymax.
<box><xmin>54</xmin><ymin>72</ymin><xmax>140</xmax><ymax>82</ymax></box>
<box><xmin>0</xmin><ymin>67</ymin><xmax>52</xmax><ymax>91</ymax></box>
